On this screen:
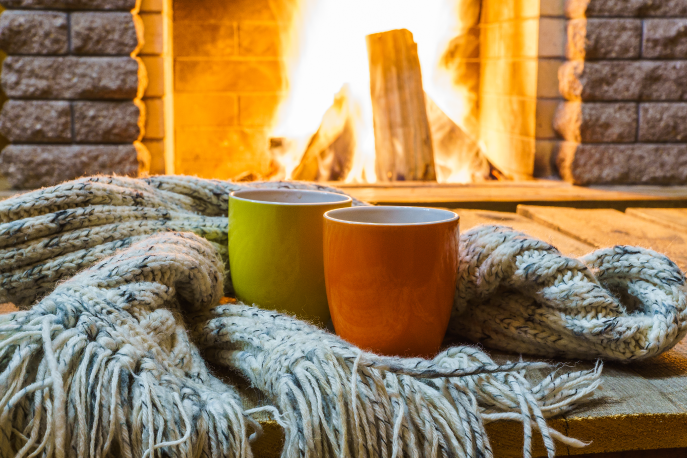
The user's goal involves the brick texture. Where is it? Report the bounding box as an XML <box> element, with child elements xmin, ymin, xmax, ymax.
<box><xmin>643</xmin><ymin>19</ymin><xmax>687</xmax><ymax>59</ymax></box>
<box><xmin>175</xmin><ymin>60</ymin><xmax>283</xmax><ymax>92</ymax></box>
<box><xmin>639</xmin><ymin>103</ymin><xmax>687</xmax><ymax>142</ymax></box>
<box><xmin>0</xmin><ymin>144</ymin><xmax>147</xmax><ymax>189</ymax></box>
<box><xmin>1</xmin><ymin>56</ymin><xmax>145</xmax><ymax>100</ymax></box>
<box><xmin>143</xmin><ymin>139</ymin><xmax>165</xmax><ymax>174</ymax></box>
<box><xmin>173</xmin><ymin>0</ymin><xmax>276</xmax><ymax>22</ymax></box>
<box><xmin>175</xmin><ymin>127</ymin><xmax>270</xmax><ymax>179</ymax></box>
<box><xmin>239</xmin><ymin>22</ymin><xmax>280</xmax><ymax>57</ymax></box>
<box><xmin>0</xmin><ymin>10</ymin><xmax>68</xmax><ymax>55</ymax></box>
<box><xmin>239</xmin><ymin>94</ymin><xmax>280</xmax><ymax>127</ymax></box>
<box><xmin>140</xmin><ymin>13</ymin><xmax>163</xmax><ymax>55</ymax></box>
<box><xmin>566</xmin><ymin>19</ymin><xmax>641</xmax><ymax>60</ymax></box>
<box><xmin>559</xmin><ymin>61</ymin><xmax>687</xmax><ymax>101</ymax></box>
<box><xmin>143</xmin><ymin>98</ymin><xmax>164</xmax><ymax>139</ymax></box>
<box><xmin>557</xmin><ymin>142</ymin><xmax>687</xmax><ymax>185</ymax></box>
<box><xmin>0</xmin><ymin>100</ymin><xmax>71</xmax><ymax>142</ymax></box>
<box><xmin>70</xmin><ymin>12</ymin><xmax>142</xmax><ymax>56</ymax></box>
<box><xmin>554</xmin><ymin>102</ymin><xmax>637</xmax><ymax>143</ymax></box>
<box><xmin>73</xmin><ymin>101</ymin><xmax>144</xmax><ymax>143</ymax></box>
<box><xmin>0</xmin><ymin>0</ymin><xmax>137</xmax><ymax>9</ymax></box>
<box><xmin>173</xmin><ymin>22</ymin><xmax>236</xmax><ymax>57</ymax></box>
<box><xmin>566</xmin><ymin>0</ymin><xmax>687</xmax><ymax>18</ymax></box>
<box><xmin>174</xmin><ymin>93</ymin><xmax>238</xmax><ymax>127</ymax></box>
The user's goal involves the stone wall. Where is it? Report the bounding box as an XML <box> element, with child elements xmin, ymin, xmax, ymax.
<box><xmin>138</xmin><ymin>0</ymin><xmax>168</xmax><ymax>175</ymax></box>
<box><xmin>554</xmin><ymin>0</ymin><xmax>687</xmax><ymax>185</ymax></box>
<box><xmin>172</xmin><ymin>0</ymin><xmax>284</xmax><ymax>180</ymax></box>
<box><xmin>0</xmin><ymin>0</ymin><xmax>151</xmax><ymax>189</ymax></box>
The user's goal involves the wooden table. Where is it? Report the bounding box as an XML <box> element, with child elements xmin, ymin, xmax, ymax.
<box><xmin>5</xmin><ymin>205</ymin><xmax>687</xmax><ymax>458</ymax></box>
<box><xmin>451</xmin><ymin>207</ymin><xmax>687</xmax><ymax>458</ymax></box>
<box><xmin>338</xmin><ymin>181</ymin><xmax>687</xmax><ymax>212</ymax></box>
<box><xmin>239</xmin><ymin>206</ymin><xmax>687</xmax><ymax>458</ymax></box>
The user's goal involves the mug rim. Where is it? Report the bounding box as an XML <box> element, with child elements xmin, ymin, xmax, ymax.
<box><xmin>324</xmin><ymin>206</ymin><xmax>459</xmax><ymax>226</ymax></box>
<box><xmin>230</xmin><ymin>189</ymin><xmax>352</xmax><ymax>206</ymax></box>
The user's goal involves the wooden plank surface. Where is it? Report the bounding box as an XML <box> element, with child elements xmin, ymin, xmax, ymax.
<box><xmin>337</xmin><ymin>182</ymin><xmax>687</xmax><ymax>212</ymax></box>
<box><xmin>508</xmin><ymin>206</ymin><xmax>687</xmax><ymax>455</ymax></box>
<box><xmin>4</xmin><ymin>208</ymin><xmax>687</xmax><ymax>457</ymax></box>
<box><xmin>517</xmin><ymin>206</ymin><xmax>687</xmax><ymax>271</ymax></box>
<box><xmin>626</xmin><ymin>208</ymin><xmax>687</xmax><ymax>233</ymax></box>
<box><xmin>458</xmin><ymin>209</ymin><xmax>594</xmax><ymax>257</ymax></box>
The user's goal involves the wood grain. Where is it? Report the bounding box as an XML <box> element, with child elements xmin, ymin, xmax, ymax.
<box><xmin>516</xmin><ymin>206</ymin><xmax>687</xmax><ymax>271</ymax></box>
<box><xmin>366</xmin><ymin>29</ymin><xmax>436</xmax><ymax>181</ymax></box>
<box><xmin>466</xmin><ymin>208</ymin><xmax>687</xmax><ymax>456</ymax></box>
<box><xmin>457</xmin><ymin>209</ymin><xmax>594</xmax><ymax>257</ymax></box>
<box><xmin>626</xmin><ymin>208</ymin><xmax>687</xmax><ymax>233</ymax></box>
<box><xmin>336</xmin><ymin>182</ymin><xmax>687</xmax><ymax>212</ymax></box>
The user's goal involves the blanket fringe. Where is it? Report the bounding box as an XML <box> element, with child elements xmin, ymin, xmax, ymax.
<box><xmin>200</xmin><ymin>304</ymin><xmax>601</xmax><ymax>458</ymax></box>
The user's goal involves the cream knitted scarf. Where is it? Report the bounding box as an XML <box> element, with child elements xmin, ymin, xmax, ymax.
<box><xmin>0</xmin><ymin>175</ymin><xmax>685</xmax><ymax>458</ymax></box>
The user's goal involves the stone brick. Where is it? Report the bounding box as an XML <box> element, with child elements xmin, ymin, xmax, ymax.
<box><xmin>559</xmin><ymin>61</ymin><xmax>687</xmax><ymax>101</ymax></box>
<box><xmin>175</xmin><ymin>127</ymin><xmax>270</xmax><ymax>179</ymax></box>
<box><xmin>143</xmin><ymin>98</ymin><xmax>164</xmax><ymax>139</ymax></box>
<box><xmin>143</xmin><ymin>139</ymin><xmax>165</xmax><ymax>174</ymax></box>
<box><xmin>140</xmin><ymin>0</ymin><xmax>162</xmax><ymax>12</ymax></box>
<box><xmin>175</xmin><ymin>60</ymin><xmax>283</xmax><ymax>92</ymax></box>
<box><xmin>173</xmin><ymin>21</ymin><xmax>235</xmax><ymax>57</ymax></box>
<box><xmin>554</xmin><ymin>102</ymin><xmax>637</xmax><ymax>143</ymax></box>
<box><xmin>173</xmin><ymin>0</ymin><xmax>276</xmax><ymax>22</ymax></box>
<box><xmin>534</xmin><ymin>140</ymin><xmax>558</xmax><ymax>178</ymax></box>
<box><xmin>643</xmin><ymin>19</ymin><xmax>687</xmax><ymax>59</ymax></box>
<box><xmin>0</xmin><ymin>100</ymin><xmax>71</xmax><ymax>142</ymax></box>
<box><xmin>174</xmin><ymin>93</ymin><xmax>238</xmax><ymax>127</ymax></box>
<box><xmin>535</xmin><ymin>99</ymin><xmax>559</xmax><ymax>139</ymax></box>
<box><xmin>0</xmin><ymin>0</ymin><xmax>137</xmax><ymax>10</ymax></box>
<box><xmin>0</xmin><ymin>11</ymin><xmax>68</xmax><ymax>55</ymax></box>
<box><xmin>537</xmin><ymin>59</ymin><xmax>561</xmax><ymax>98</ymax></box>
<box><xmin>73</xmin><ymin>101</ymin><xmax>144</xmax><ymax>143</ymax></box>
<box><xmin>566</xmin><ymin>0</ymin><xmax>687</xmax><ymax>18</ymax></box>
<box><xmin>0</xmin><ymin>144</ymin><xmax>146</xmax><ymax>189</ymax></box>
<box><xmin>1</xmin><ymin>56</ymin><xmax>145</xmax><ymax>100</ymax></box>
<box><xmin>567</xmin><ymin>19</ymin><xmax>641</xmax><ymax>60</ymax></box>
<box><xmin>639</xmin><ymin>103</ymin><xmax>687</xmax><ymax>142</ymax></box>
<box><xmin>140</xmin><ymin>13</ymin><xmax>163</xmax><ymax>55</ymax></box>
<box><xmin>70</xmin><ymin>12</ymin><xmax>142</xmax><ymax>56</ymax></box>
<box><xmin>239</xmin><ymin>22</ymin><xmax>280</xmax><ymax>57</ymax></box>
<box><xmin>239</xmin><ymin>94</ymin><xmax>280</xmax><ymax>127</ymax></box>
<box><xmin>538</xmin><ymin>18</ymin><xmax>566</xmax><ymax>58</ymax></box>
<box><xmin>556</xmin><ymin>142</ymin><xmax>687</xmax><ymax>185</ymax></box>
<box><xmin>140</xmin><ymin>56</ymin><xmax>163</xmax><ymax>97</ymax></box>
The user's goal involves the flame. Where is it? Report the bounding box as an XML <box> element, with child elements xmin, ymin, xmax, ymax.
<box><xmin>270</xmin><ymin>0</ymin><xmax>482</xmax><ymax>183</ymax></box>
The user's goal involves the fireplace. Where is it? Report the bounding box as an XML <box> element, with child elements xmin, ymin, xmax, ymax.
<box><xmin>171</xmin><ymin>0</ymin><xmax>558</xmax><ymax>182</ymax></box>
<box><xmin>0</xmin><ymin>0</ymin><xmax>686</xmax><ymax>189</ymax></box>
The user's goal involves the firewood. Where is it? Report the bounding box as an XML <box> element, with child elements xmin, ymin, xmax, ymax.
<box><xmin>291</xmin><ymin>85</ymin><xmax>356</xmax><ymax>181</ymax></box>
<box><xmin>425</xmin><ymin>96</ymin><xmax>491</xmax><ymax>182</ymax></box>
<box><xmin>366</xmin><ymin>29</ymin><xmax>436</xmax><ymax>181</ymax></box>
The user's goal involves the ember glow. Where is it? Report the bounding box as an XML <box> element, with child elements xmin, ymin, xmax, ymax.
<box><xmin>270</xmin><ymin>0</ymin><xmax>482</xmax><ymax>183</ymax></box>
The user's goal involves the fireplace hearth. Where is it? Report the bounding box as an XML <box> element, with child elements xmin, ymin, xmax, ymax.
<box><xmin>0</xmin><ymin>0</ymin><xmax>686</xmax><ymax>189</ymax></box>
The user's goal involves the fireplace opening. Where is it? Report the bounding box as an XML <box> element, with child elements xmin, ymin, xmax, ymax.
<box><xmin>266</xmin><ymin>0</ymin><xmax>491</xmax><ymax>184</ymax></box>
<box><xmin>172</xmin><ymin>0</ymin><xmax>551</xmax><ymax>184</ymax></box>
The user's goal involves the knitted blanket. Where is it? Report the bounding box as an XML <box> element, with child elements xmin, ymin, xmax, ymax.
<box><xmin>0</xmin><ymin>175</ymin><xmax>685</xmax><ymax>458</ymax></box>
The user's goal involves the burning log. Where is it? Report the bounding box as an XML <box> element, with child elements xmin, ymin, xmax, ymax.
<box><xmin>366</xmin><ymin>29</ymin><xmax>436</xmax><ymax>182</ymax></box>
<box><xmin>425</xmin><ymin>96</ymin><xmax>491</xmax><ymax>182</ymax></box>
<box><xmin>291</xmin><ymin>85</ymin><xmax>356</xmax><ymax>181</ymax></box>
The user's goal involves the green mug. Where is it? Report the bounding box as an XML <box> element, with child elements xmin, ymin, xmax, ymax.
<box><xmin>228</xmin><ymin>189</ymin><xmax>352</xmax><ymax>324</ymax></box>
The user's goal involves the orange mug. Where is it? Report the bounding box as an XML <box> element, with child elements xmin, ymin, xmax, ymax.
<box><xmin>323</xmin><ymin>206</ymin><xmax>459</xmax><ymax>357</ymax></box>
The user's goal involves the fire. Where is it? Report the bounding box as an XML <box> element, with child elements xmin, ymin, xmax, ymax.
<box><xmin>270</xmin><ymin>0</ymin><xmax>483</xmax><ymax>183</ymax></box>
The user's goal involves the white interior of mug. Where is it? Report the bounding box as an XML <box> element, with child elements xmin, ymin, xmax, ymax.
<box><xmin>325</xmin><ymin>206</ymin><xmax>458</xmax><ymax>225</ymax></box>
<box><xmin>231</xmin><ymin>189</ymin><xmax>352</xmax><ymax>205</ymax></box>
